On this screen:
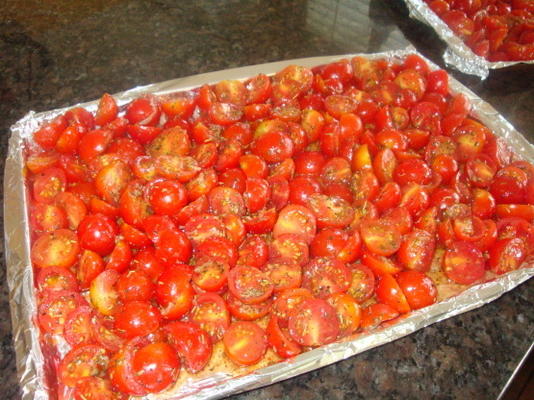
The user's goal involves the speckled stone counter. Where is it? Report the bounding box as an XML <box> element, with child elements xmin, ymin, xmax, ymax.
<box><xmin>1</xmin><ymin>1</ymin><xmax>532</xmax><ymax>399</ymax></box>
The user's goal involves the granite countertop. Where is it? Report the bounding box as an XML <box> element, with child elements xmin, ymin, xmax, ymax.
<box><xmin>1</xmin><ymin>0</ymin><xmax>532</xmax><ymax>399</ymax></box>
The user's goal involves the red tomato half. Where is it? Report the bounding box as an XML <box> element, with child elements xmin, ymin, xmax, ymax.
<box><xmin>442</xmin><ymin>241</ymin><xmax>485</xmax><ymax>285</ymax></box>
<box><xmin>223</xmin><ymin>321</ymin><xmax>267</xmax><ymax>366</ymax></box>
<box><xmin>287</xmin><ymin>297</ymin><xmax>340</xmax><ymax>347</ymax></box>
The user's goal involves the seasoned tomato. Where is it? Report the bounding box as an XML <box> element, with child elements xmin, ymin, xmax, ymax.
<box><xmin>223</xmin><ymin>321</ymin><xmax>268</xmax><ymax>366</ymax></box>
<box><xmin>190</xmin><ymin>293</ymin><xmax>230</xmax><ymax>342</ymax></box>
<box><xmin>228</xmin><ymin>265</ymin><xmax>274</xmax><ymax>305</ymax></box>
<box><xmin>58</xmin><ymin>344</ymin><xmax>109</xmax><ymax>387</ymax></box>
<box><xmin>360</xmin><ymin>219</ymin><xmax>402</xmax><ymax>257</ymax></box>
<box><xmin>155</xmin><ymin>264</ymin><xmax>194</xmax><ymax>319</ymax></box>
<box><xmin>442</xmin><ymin>241</ymin><xmax>485</xmax><ymax>285</ymax></box>
<box><xmin>287</xmin><ymin>297</ymin><xmax>340</xmax><ymax>347</ymax></box>
<box><xmin>273</xmin><ymin>204</ymin><xmax>317</xmax><ymax>244</ymax></box>
<box><xmin>163</xmin><ymin>321</ymin><xmax>212</xmax><ymax>373</ymax></box>
<box><xmin>396</xmin><ymin>270</ymin><xmax>437</xmax><ymax>310</ymax></box>
<box><xmin>31</xmin><ymin>229</ymin><xmax>80</xmax><ymax>269</ymax></box>
<box><xmin>302</xmin><ymin>257</ymin><xmax>351</xmax><ymax>299</ymax></box>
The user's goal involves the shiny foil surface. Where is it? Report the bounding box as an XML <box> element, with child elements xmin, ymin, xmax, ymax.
<box><xmin>4</xmin><ymin>47</ymin><xmax>534</xmax><ymax>400</ymax></box>
<box><xmin>403</xmin><ymin>0</ymin><xmax>534</xmax><ymax>78</ymax></box>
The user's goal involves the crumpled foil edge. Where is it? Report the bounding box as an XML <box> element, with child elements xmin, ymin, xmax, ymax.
<box><xmin>403</xmin><ymin>0</ymin><xmax>534</xmax><ymax>79</ymax></box>
<box><xmin>4</xmin><ymin>46</ymin><xmax>534</xmax><ymax>400</ymax></box>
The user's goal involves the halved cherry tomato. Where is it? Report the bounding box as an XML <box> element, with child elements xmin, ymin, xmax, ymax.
<box><xmin>326</xmin><ymin>293</ymin><xmax>361</xmax><ymax>336</ymax></box>
<box><xmin>31</xmin><ymin>229</ymin><xmax>80</xmax><ymax>269</ymax></box>
<box><xmin>375</xmin><ymin>273</ymin><xmax>411</xmax><ymax>313</ymax></box>
<box><xmin>163</xmin><ymin>321</ymin><xmax>212</xmax><ymax>374</ymax></box>
<box><xmin>36</xmin><ymin>266</ymin><xmax>78</xmax><ymax>293</ymax></box>
<box><xmin>38</xmin><ymin>290</ymin><xmax>84</xmax><ymax>335</ymax></box>
<box><xmin>59</xmin><ymin>344</ymin><xmax>109</xmax><ymax>387</ymax></box>
<box><xmin>228</xmin><ymin>265</ymin><xmax>274</xmax><ymax>304</ymax></box>
<box><xmin>132</xmin><ymin>341</ymin><xmax>180</xmax><ymax>393</ymax></box>
<box><xmin>90</xmin><ymin>269</ymin><xmax>120</xmax><ymax>316</ymax></box>
<box><xmin>273</xmin><ymin>204</ymin><xmax>317</xmax><ymax>244</ymax></box>
<box><xmin>155</xmin><ymin>264</ymin><xmax>194</xmax><ymax>320</ymax></box>
<box><xmin>360</xmin><ymin>303</ymin><xmax>399</xmax><ymax>330</ymax></box>
<box><xmin>238</xmin><ymin>235</ymin><xmax>268</xmax><ymax>268</ymax></box>
<box><xmin>488</xmin><ymin>238</ymin><xmax>527</xmax><ymax>275</ymax></box>
<box><xmin>223</xmin><ymin>321</ymin><xmax>267</xmax><ymax>366</ymax></box>
<box><xmin>190</xmin><ymin>293</ymin><xmax>230</xmax><ymax>342</ymax></box>
<box><xmin>33</xmin><ymin>167</ymin><xmax>66</xmax><ymax>204</ymax></box>
<box><xmin>64</xmin><ymin>305</ymin><xmax>94</xmax><ymax>347</ymax></box>
<box><xmin>226</xmin><ymin>293</ymin><xmax>272</xmax><ymax>321</ymax></box>
<box><xmin>114</xmin><ymin>300</ymin><xmax>161</xmax><ymax>338</ymax></box>
<box><xmin>287</xmin><ymin>297</ymin><xmax>340</xmax><ymax>347</ymax></box>
<box><xmin>302</xmin><ymin>257</ymin><xmax>351</xmax><ymax>299</ymax></box>
<box><xmin>442</xmin><ymin>241</ymin><xmax>485</xmax><ymax>285</ymax></box>
<box><xmin>192</xmin><ymin>257</ymin><xmax>229</xmax><ymax>292</ymax></box>
<box><xmin>397</xmin><ymin>229</ymin><xmax>436</xmax><ymax>272</ymax></box>
<box><xmin>266</xmin><ymin>315</ymin><xmax>302</xmax><ymax>358</ymax></box>
<box><xmin>396</xmin><ymin>270</ymin><xmax>437</xmax><ymax>310</ymax></box>
<box><xmin>360</xmin><ymin>219</ymin><xmax>401</xmax><ymax>256</ymax></box>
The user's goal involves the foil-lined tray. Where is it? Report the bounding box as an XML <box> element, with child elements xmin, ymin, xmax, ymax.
<box><xmin>4</xmin><ymin>46</ymin><xmax>534</xmax><ymax>400</ymax></box>
<box><xmin>403</xmin><ymin>0</ymin><xmax>534</xmax><ymax>78</ymax></box>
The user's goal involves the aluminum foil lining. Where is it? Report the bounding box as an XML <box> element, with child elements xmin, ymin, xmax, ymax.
<box><xmin>403</xmin><ymin>0</ymin><xmax>534</xmax><ymax>79</ymax></box>
<box><xmin>5</xmin><ymin>46</ymin><xmax>534</xmax><ymax>400</ymax></box>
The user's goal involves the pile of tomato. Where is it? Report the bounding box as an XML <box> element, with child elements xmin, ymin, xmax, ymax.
<box><xmin>424</xmin><ymin>0</ymin><xmax>534</xmax><ymax>61</ymax></box>
<box><xmin>25</xmin><ymin>53</ymin><xmax>534</xmax><ymax>399</ymax></box>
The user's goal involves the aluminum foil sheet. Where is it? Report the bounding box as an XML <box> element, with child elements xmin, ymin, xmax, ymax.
<box><xmin>4</xmin><ymin>46</ymin><xmax>534</xmax><ymax>400</ymax></box>
<box><xmin>403</xmin><ymin>0</ymin><xmax>534</xmax><ymax>79</ymax></box>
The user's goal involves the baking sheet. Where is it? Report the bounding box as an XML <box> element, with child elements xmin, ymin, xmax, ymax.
<box><xmin>403</xmin><ymin>0</ymin><xmax>534</xmax><ymax>78</ymax></box>
<box><xmin>5</xmin><ymin>46</ymin><xmax>534</xmax><ymax>400</ymax></box>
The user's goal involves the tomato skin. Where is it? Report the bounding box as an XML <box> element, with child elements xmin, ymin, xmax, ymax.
<box><xmin>34</xmin><ymin>115</ymin><xmax>68</xmax><ymax>149</ymax></box>
<box><xmin>496</xmin><ymin>204</ymin><xmax>534</xmax><ymax>222</ymax></box>
<box><xmin>396</xmin><ymin>270</ymin><xmax>437</xmax><ymax>310</ymax></box>
<box><xmin>287</xmin><ymin>297</ymin><xmax>340</xmax><ymax>347</ymax></box>
<box><xmin>116</xmin><ymin>270</ymin><xmax>154</xmax><ymax>302</ymax></box>
<box><xmin>147</xmin><ymin>179</ymin><xmax>187</xmax><ymax>215</ymax></box>
<box><xmin>154</xmin><ymin>229</ymin><xmax>192</xmax><ymax>266</ymax></box>
<box><xmin>442</xmin><ymin>241</ymin><xmax>486</xmax><ymax>285</ymax></box>
<box><xmin>126</xmin><ymin>96</ymin><xmax>161</xmax><ymax>126</ymax></box>
<box><xmin>95</xmin><ymin>93</ymin><xmax>119</xmax><ymax>127</ymax></box>
<box><xmin>223</xmin><ymin>321</ymin><xmax>268</xmax><ymax>366</ymax></box>
<box><xmin>244</xmin><ymin>177</ymin><xmax>271</xmax><ymax>213</ymax></box>
<box><xmin>251</xmin><ymin>131</ymin><xmax>294</xmax><ymax>164</ymax></box>
<box><xmin>375</xmin><ymin>273</ymin><xmax>411</xmax><ymax>314</ymax></box>
<box><xmin>78</xmin><ymin>214</ymin><xmax>118</xmax><ymax>256</ymax></box>
<box><xmin>155</xmin><ymin>264</ymin><xmax>194</xmax><ymax>320</ymax></box>
<box><xmin>132</xmin><ymin>342</ymin><xmax>180</xmax><ymax>393</ymax></box>
<box><xmin>163</xmin><ymin>321</ymin><xmax>213</xmax><ymax>373</ymax></box>
<box><xmin>108</xmin><ymin>338</ymin><xmax>150</xmax><ymax>396</ymax></box>
<box><xmin>488</xmin><ymin>238</ymin><xmax>527</xmax><ymax>275</ymax></box>
<box><xmin>114</xmin><ymin>301</ymin><xmax>161</xmax><ymax>338</ymax></box>
<box><xmin>288</xmin><ymin>176</ymin><xmax>322</xmax><ymax>206</ymax></box>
